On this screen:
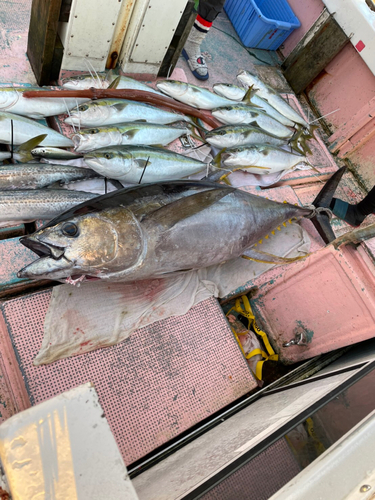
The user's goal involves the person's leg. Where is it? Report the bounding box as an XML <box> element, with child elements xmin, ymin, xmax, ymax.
<box><xmin>330</xmin><ymin>185</ymin><xmax>375</xmax><ymax>227</ymax></box>
<box><xmin>182</xmin><ymin>0</ymin><xmax>226</xmax><ymax>80</ymax></box>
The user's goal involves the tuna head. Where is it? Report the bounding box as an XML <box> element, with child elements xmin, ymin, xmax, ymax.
<box><xmin>84</xmin><ymin>148</ymin><xmax>134</xmax><ymax>178</ymax></box>
<box><xmin>18</xmin><ymin>208</ymin><xmax>144</xmax><ymax>281</ymax></box>
<box><xmin>156</xmin><ymin>80</ymin><xmax>189</xmax><ymax>98</ymax></box>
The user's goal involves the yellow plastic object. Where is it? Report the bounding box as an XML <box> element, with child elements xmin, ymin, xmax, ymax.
<box><xmin>226</xmin><ymin>295</ymin><xmax>278</xmax><ymax>380</ymax></box>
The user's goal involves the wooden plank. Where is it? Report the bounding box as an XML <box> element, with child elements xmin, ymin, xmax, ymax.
<box><xmin>158</xmin><ymin>0</ymin><xmax>196</xmax><ymax>78</ymax></box>
<box><xmin>27</xmin><ymin>0</ymin><xmax>63</xmax><ymax>86</ymax></box>
<box><xmin>282</xmin><ymin>9</ymin><xmax>349</xmax><ymax>95</ymax></box>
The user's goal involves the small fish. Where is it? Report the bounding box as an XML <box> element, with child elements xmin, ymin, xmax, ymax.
<box><xmin>0</xmin><ymin>87</ymin><xmax>87</xmax><ymax>119</ymax></box>
<box><xmin>18</xmin><ymin>180</ymin><xmax>318</xmax><ymax>282</ymax></box>
<box><xmin>114</xmin><ymin>76</ymin><xmax>162</xmax><ymax>95</ymax></box>
<box><xmin>61</xmin><ymin>73</ymin><xmax>110</xmax><ymax>90</ymax></box>
<box><xmin>72</xmin><ymin>123</ymin><xmax>193</xmax><ymax>152</ymax></box>
<box><xmin>214</xmin><ymin>84</ymin><xmax>295</xmax><ymax>127</ymax></box>
<box><xmin>212</xmin><ymin>105</ymin><xmax>293</xmax><ymax>138</ymax></box>
<box><xmin>205</xmin><ymin>125</ymin><xmax>288</xmax><ymax>149</ymax></box>
<box><xmin>0</xmin><ymin>163</ymin><xmax>100</xmax><ymax>189</ymax></box>
<box><xmin>0</xmin><ymin>189</ymin><xmax>96</xmax><ymax>222</ymax></box>
<box><xmin>156</xmin><ymin>80</ymin><xmax>234</xmax><ymax>110</ymax></box>
<box><xmin>213</xmin><ymin>83</ymin><xmax>247</xmax><ymax>101</ymax></box>
<box><xmin>84</xmin><ymin>145</ymin><xmax>207</xmax><ymax>183</ymax></box>
<box><xmin>214</xmin><ymin>144</ymin><xmax>307</xmax><ymax>174</ymax></box>
<box><xmin>237</xmin><ymin>71</ymin><xmax>309</xmax><ymax>128</ymax></box>
<box><xmin>31</xmin><ymin>147</ymin><xmax>83</xmax><ymax>160</ymax></box>
<box><xmin>65</xmin><ymin>98</ymin><xmax>191</xmax><ymax>127</ymax></box>
<box><xmin>0</xmin><ymin>111</ymin><xmax>73</xmax><ymax>147</ymax></box>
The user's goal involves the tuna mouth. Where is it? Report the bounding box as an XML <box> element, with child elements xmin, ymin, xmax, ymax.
<box><xmin>19</xmin><ymin>236</ymin><xmax>65</xmax><ymax>259</ymax></box>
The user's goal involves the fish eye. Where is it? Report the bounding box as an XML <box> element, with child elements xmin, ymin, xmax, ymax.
<box><xmin>89</xmin><ymin>128</ymin><xmax>99</xmax><ymax>134</ymax></box>
<box><xmin>79</xmin><ymin>105</ymin><xmax>88</xmax><ymax>112</ymax></box>
<box><xmin>62</xmin><ymin>222</ymin><xmax>79</xmax><ymax>237</ymax></box>
<box><xmin>104</xmin><ymin>153</ymin><xmax>112</xmax><ymax>159</ymax></box>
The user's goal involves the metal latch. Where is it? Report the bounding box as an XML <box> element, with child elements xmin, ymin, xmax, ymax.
<box><xmin>283</xmin><ymin>332</ymin><xmax>309</xmax><ymax>347</ymax></box>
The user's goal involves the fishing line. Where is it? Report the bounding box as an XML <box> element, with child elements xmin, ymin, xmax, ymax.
<box><xmin>10</xmin><ymin>119</ymin><xmax>13</xmax><ymax>160</ymax></box>
<box><xmin>167</xmin><ymin>64</ymin><xmax>173</xmax><ymax>79</ymax></box>
<box><xmin>86</xmin><ymin>59</ymin><xmax>102</xmax><ymax>89</ymax></box>
<box><xmin>139</xmin><ymin>156</ymin><xmax>150</xmax><ymax>184</ymax></box>
<box><xmin>75</xmin><ymin>99</ymin><xmax>81</xmax><ymax>133</ymax></box>
<box><xmin>309</xmin><ymin>108</ymin><xmax>340</xmax><ymax>124</ymax></box>
<box><xmin>63</xmin><ymin>99</ymin><xmax>77</xmax><ymax>134</ymax></box>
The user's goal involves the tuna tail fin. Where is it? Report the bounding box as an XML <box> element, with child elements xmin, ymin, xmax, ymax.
<box><xmin>16</xmin><ymin>134</ymin><xmax>48</xmax><ymax>163</ymax></box>
<box><xmin>242</xmin><ymin>86</ymin><xmax>262</xmax><ymax>107</ymax></box>
<box><xmin>309</xmin><ymin>166</ymin><xmax>347</xmax><ymax>244</ymax></box>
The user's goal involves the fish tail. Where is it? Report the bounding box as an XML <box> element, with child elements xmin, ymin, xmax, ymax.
<box><xmin>308</xmin><ymin>123</ymin><xmax>319</xmax><ymax>139</ymax></box>
<box><xmin>210</xmin><ymin>148</ymin><xmax>226</xmax><ymax>169</ymax></box>
<box><xmin>308</xmin><ymin>166</ymin><xmax>347</xmax><ymax>243</ymax></box>
<box><xmin>242</xmin><ymin>86</ymin><xmax>262</xmax><ymax>107</ymax></box>
<box><xmin>16</xmin><ymin>134</ymin><xmax>48</xmax><ymax>163</ymax></box>
<box><xmin>190</xmin><ymin>116</ymin><xmax>209</xmax><ymax>135</ymax></box>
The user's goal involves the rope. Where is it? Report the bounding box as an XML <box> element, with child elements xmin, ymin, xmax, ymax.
<box><xmin>304</xmin><ymin>204</ymin><xmax>333</xmax><ymax>220</ymax></box>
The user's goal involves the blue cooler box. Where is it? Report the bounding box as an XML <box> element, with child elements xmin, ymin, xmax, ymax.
<box><xmin>224</xmin><ymin>0</ymin><xmax>300</xmax><ymax>50</ymax></box>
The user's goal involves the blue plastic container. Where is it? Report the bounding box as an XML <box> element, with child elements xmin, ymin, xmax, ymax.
<box><xmin>224</xmin><ymin>0</ymin><xmax>301</xmax><ymax>50</ymax></box>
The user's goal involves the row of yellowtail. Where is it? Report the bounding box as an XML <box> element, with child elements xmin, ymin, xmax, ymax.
<box><xmin>0</xmin><ymin>69</ymin><xmax>329</xmax><ymax>284</ymax></box>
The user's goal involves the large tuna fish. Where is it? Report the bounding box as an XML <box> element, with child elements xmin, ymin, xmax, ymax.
<box><xmin>18</xmin><ymin>173</ymin><xmax>341</xmax><ymax>283</ymax></box>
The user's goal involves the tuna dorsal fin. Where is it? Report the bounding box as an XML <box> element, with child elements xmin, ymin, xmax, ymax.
<box><xmin>16</xmin><ymin>134</ymin><xmax>48</xmax><ymax>162</ymax></box>
<box><xmin>144</xmin><ymin>187</ymin><xmax>235</xmax><ymax>229</ymax></box>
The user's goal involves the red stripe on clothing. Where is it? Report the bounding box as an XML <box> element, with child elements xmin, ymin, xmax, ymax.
<box><xmin>196</xmin><ymin>14</ymin><xmax>213</xmax><ymax>28</ymax></box>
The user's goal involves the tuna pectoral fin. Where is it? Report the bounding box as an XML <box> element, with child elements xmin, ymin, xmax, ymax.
<box><xmin>16</xmin><ymin>134</ymin><xmax>48</xmax><ymax>162</ymax></box>
<box><xmin>144</xmin><ymin>187</ymin><xmax>235</xmax><ymax>229</ymax></box>
<box><xmin>242</xmin><ymin>248</ymin><xmax>309</xmax><ymax>265</ymax></box>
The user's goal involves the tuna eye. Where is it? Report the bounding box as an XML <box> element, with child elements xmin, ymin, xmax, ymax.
<box><xmin>62</xmin><ymin>222</ymin><xmax>79</xmax><ymax>237</ymax></box>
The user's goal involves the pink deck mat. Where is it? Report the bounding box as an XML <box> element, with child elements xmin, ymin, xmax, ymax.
<box><xmin>0</xmin><ymin>292</ymin><xmax>257</xmax><ymax>464</ymax></box>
